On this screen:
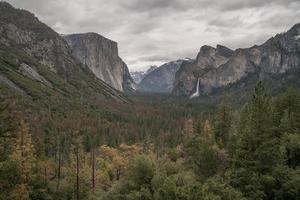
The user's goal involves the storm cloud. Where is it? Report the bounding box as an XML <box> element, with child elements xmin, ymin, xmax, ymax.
<box><xmin>6</xmin><ymin>0</ymin><xmax>300</xmax><ymax>71</ymax></box>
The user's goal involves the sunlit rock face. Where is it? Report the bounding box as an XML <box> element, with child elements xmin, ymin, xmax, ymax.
<box><xmin>64</xmin><ymin>33</ymin><xmax>135</xmax><ymax>92</ymax></box>
<box><xmin>173</xmin><ymin>24</ymin><xmax>300</xmax><ymax>96</ymax></box>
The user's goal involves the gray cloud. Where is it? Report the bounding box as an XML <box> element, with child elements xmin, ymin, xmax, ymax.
<box><xmin>5</xmin><ymin>0</ymin><xmax>300</xmax><ymax>71</ymax></box>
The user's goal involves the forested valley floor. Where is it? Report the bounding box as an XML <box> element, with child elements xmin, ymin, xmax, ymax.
<box><xmin>0</xmin><ymin>82</ymin><xmax>300</xmax><ymax>200</ymax></box>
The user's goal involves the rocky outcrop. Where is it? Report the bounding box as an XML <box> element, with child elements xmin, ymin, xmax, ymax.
<box><xmin>64</xmin><ymin>33</ymin><xmax>135</xmax><ymax>91</ymax></box>
<box><xmin>0</xmin><ymin>2</ymin><xmax>78</xmax><ymax>77</ymax></box>
<box><xmin>138</xmin><ymin>59</ymin><xmax>192</xmax><ymax>93</ymax></box>
<box><xmin>19</xmin><ymin>63</ymin><xmax>52</xmax><ymax>87</ymax></box>
<box><xmin>195</xmin><ymin>45</ymin><xmax>233</xmax><ymax>70</ymax></box>
<box><xmin>0</xmin><ymin>74</ymin><xmax>28</xmax><ymax>96</ymax></box>
<box><xmin>173</xmin><ymin>46</ymin><xmax>233</xmax><ymax>95</ymax></box>
<box><xmin>173</xmin><ymin>24</ymin><xmax>300</xmax><ymax>96</ymax></box>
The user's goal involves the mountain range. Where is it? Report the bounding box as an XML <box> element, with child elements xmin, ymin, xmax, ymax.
<box><xmin>0</xmin><ymin>1</ymin><xmax>133</xmax><ymax>103</ymax></box>
<box><xmin>0</xmin><ymin>1</ymin><xmax>299</xmax><ymax>103</ymax></box>
<box><xmin>173</xmin><ymin>24</ymin><xmax>300</xmax><ymax>97</ymax></box>
<box><xmin>134</xmin><ymin>24</ymin><xmax>300</xmax><ymax>99</ymax></box>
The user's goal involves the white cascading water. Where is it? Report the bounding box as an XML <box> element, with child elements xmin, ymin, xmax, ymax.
<box><xmin>190</xmin><ymin>78</ymin><xmax>200</xmax><ymax>99</ymax></box>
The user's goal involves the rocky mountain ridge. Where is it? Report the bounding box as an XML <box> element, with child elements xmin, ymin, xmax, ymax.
<box><xmin>173</xmin><ymin>23</ymin><xmax>300</xmax><ymax>96</ymax></box>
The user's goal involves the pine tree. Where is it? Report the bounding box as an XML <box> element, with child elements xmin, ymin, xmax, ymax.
<box><xmin>203</xmin><ymin>119</ymin><xmax>214</xmax><ymax>144</ymax></box>
<box><xmin>230</xmin><ymin>82</ymin><xmax>283</xmax><ymax>199</ymax></box>
<box><xmin>275</xmin><ymin>87</ymin><xmax>300</xmax><ymax>132</ymax></box>
<box><xmin>0</xmin><ymin>94</ymin><xmax>19</xmax><ymax>160</ymax></box>
<box><xmin>275</xmin><ymin>87</ymin><xmax>300</xmax><ymax>169</ymax></box>
<box><xmin>184</xmin><ymin>119</ymin><xmax>220</xmax><ymax>178</ymax></box>
<box><xmin>214</xmin><ymin>100</ymin><xmax>233</xmax><ymax>148</ymax></box>
<box><xmin>184</xmin><ymin>118</ymin><xmax>194</xmax><ymax>137</ymax></box>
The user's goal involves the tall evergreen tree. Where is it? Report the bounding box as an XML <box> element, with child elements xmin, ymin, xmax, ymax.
<box><xmin>275</xmin><ymin>87</ymin><xmax>300</xmax><ymax>132</ymax></box>
<box><xmin>184</xmin><ymin>119</ymin><xmax>220</xmax><ymax>178</ymax></box>
<box><xmin>214</xmin><ymin>99</ymin><xmax>233</xmax><ymax>148</ymax></box>
<box><xmin>230</xmin><ymin>82</ymin><xmax>283</xmax><ymax>199</ymax></box>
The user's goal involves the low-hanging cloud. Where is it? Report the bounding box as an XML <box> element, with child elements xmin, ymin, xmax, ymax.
<box><xmin>6</xmin><ymin>0</ymin><xmax>300</xmax><ymax>71</ymax></box>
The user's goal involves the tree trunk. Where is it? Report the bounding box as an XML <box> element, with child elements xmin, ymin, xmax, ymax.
<box><xmin>21</xmin><ymin>126</ymin><xmax>24</xmax><ymax>157</ymax></box>
<box><xmin>92</xmin><ymin>146</ymin><xmax>95</xmax><ymax>189</ymax></box>
<box><xmin>76</xmin><ymin>147</ymin><xmax>80</xmax><ymax>200</ymax></box>
<box><xmin>57</xmin><ymin>147</ymin><xmax>61</xmax><ymax>191</ymax></box>
<box><xmin>44</xmin><ymin>166</ymin><xmax>47</xmax><ymax>184</ymax></box>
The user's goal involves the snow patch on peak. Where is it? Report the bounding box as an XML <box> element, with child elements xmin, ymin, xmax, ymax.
<box><xmin>295</xmin><ymin>35</ymin><xmax>300</xmax><ymax>40</ymax></box>
<box><xmin>183</xmin><ymin>57</ymin><xmax>193</xmax><ymax>61</ymax></box>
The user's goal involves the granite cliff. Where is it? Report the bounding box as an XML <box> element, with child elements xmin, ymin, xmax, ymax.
<box><xmin>64</xmin><ymin>33</ymin><xmax>135</xmax><ymax>92</ymax></box>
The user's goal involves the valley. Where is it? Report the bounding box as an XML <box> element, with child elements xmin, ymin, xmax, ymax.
<box><xmin>0</xmin><ymin>1</ymin><xmax>300</xmax><ymax>200</ymax></box>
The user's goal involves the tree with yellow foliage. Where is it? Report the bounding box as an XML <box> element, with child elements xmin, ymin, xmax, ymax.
<box><xmin>184</xmin><ymin>119</ymin><xmax>221</xmax><ymax>178</ymax></box>
<box><xmin>203</xmin><ymin>119</ymin><xmax>215</xmax><ymax>145</ymax></box>
<box><xmin>99</xmin><ymin>145</ymin><xmax>126</xmax><ymax>181</ymax></box>
<box><xmin>9</xmin><ymin>120</ymin><xmax>37</xmax><ymax>200</ymax></box>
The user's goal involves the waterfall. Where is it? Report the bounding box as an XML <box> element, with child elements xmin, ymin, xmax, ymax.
<box><xmin>190</xmin><ymin>78</ymin><xmax>200</xmax><ymax>99</ymax></box>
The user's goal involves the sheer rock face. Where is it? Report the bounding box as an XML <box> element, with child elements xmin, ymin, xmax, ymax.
<box><xmin>173</xmin><ymin>45</ymin><xmax>234</xmax><ymax>95</ymax></box>
<box><xmin>173</xmin><ymin>24</ymin><xmax>300</xmax><ymax>96</ymax></box>
<box><xmin>64</xmin><ymin>33</ymin><xmax>135</xmax><ymax>92</ymax></box>
<box><xmin>195</xmin><ymin>45</ymin><xmax>234</xmax><ymax>70</ymax></box>
<box><xmin>138</xmin><ymin>59</ymin><xmax>192</xmax><ymax>93</ymax></box>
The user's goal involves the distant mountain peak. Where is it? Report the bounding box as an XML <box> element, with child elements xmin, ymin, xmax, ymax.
<box><xmin>199</xmin><ymin>45</ymin><xmax>215</xmax><ymax>55</ymax></box>
<box><xmin>0</xmin><ymin>1</ymin><xmax>13</xmax><ymax>8</ymax></box>
<box><xmin>216</xmin><ymin>44</ymin><xmax>234</xmax><ymax>57</ymax></box>
<box><xmin>138</xmin><ymin>59</ymin><xmax>187</xmax><ymax>93</ymax></box>
<box><xmin>130</xmin><ymin>65</ymin><xmax>158</xmax><ymax>84</ymax></box>
<box><xmin>146</xmin><ymin>65</ymin><xmax>158</xmax><ymax>73</ymax></box>
<box><xmin>288</xmin><ymin>23</ymin><xmax>300</xmax><ymax>33</ymax></box>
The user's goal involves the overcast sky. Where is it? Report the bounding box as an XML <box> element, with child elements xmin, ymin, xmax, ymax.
<box><xmin>6</xmin><ymin>0</ymin><xmax>300</xmax><ymax>71</ymax></box>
